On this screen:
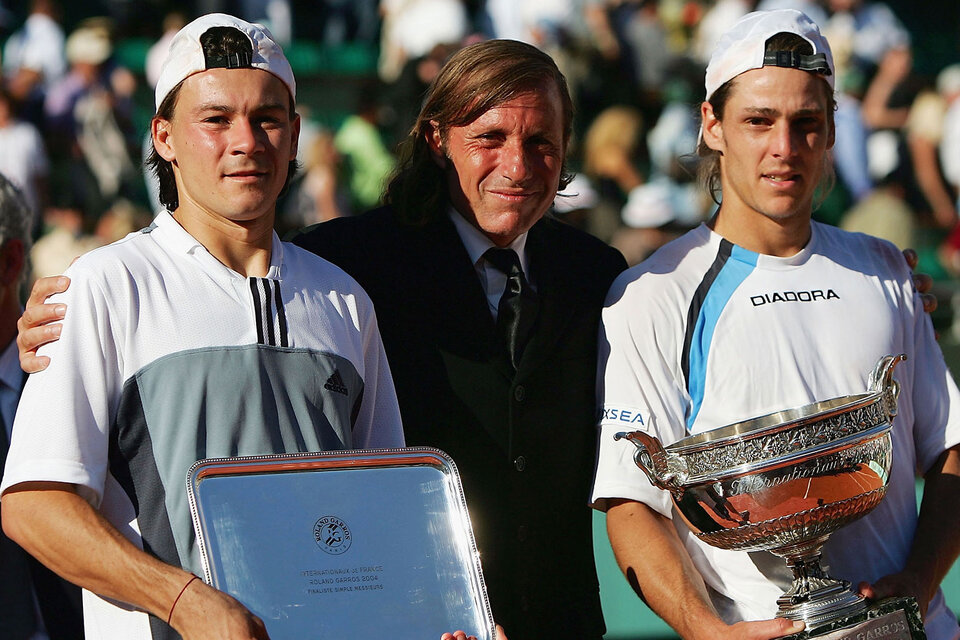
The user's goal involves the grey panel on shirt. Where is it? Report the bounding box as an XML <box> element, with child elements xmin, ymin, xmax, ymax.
<box><xmin>111</xmin><ymin>344</ymin><xmax>365</xmax><ymax>577</ymax></box>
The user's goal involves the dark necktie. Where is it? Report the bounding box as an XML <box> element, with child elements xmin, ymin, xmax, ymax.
<box><xmin>484</xmin><ymin>248</ymin><xmax>539</xmax><ymax>370</ymax></box>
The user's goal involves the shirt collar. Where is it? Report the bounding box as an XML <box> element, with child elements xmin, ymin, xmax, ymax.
<box><xmin>154</xmin><ymin>210</ymin><xmax>284</xmax><ymax>279</ymax></box>
<box><xmin>448</xmin><ymin>207</ymin><xmax>530</xmax><ymax>273</ymax></box>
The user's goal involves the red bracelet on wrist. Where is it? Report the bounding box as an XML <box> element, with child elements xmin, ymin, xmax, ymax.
<box><xmin>167</xmin><ymin>574</ymin><xmax>200</xmax><ymax>626</ymax></box>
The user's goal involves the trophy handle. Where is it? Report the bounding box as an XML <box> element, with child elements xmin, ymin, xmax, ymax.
<box><xmin>614</xmin><ymin>430</ymin><xmax>683</xmax><ymax>491</ymax></box>
<box><xmin>867</xmin><ymin>354</ymin><xmax>906</xmax><ymax>420</ymax></box>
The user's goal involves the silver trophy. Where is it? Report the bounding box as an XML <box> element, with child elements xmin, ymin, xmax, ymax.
<box><xmin>616</xmin><ymin>354</ymin><xmax>923</xmax><ymax>637</ymax></box>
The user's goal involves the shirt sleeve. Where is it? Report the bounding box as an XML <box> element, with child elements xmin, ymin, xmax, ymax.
<box><xmin>1</xmin><ymin>258</ymin><xmax>124</xmax><ymax>506</ymax></box>
<box><xmin>590</xmin><ymin>269</ymin><xmax>690</xmax><ymax>516</ymax></box>
<box><xmin>902</xmin><ymin>262</ymin><xmax>960</xmax><ymax>473</ymax></box>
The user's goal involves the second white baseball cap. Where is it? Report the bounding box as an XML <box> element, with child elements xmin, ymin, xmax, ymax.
<box><xmin>154</xmin><ymin>13</ymin><xmax>296</xmax><ymax>111</ymax></box>
<box><xmin>704</xmin><ymin>9</ymin><xmax>834</xmax><ymax>102</ymax></box>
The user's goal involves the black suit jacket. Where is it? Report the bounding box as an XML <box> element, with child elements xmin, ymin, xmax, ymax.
<box><xmin>0</xmin><ymin>371</ymin><xmax>84</xmax><ymax>640</ymax></box>
<box><xmin>292</xmin><ymin>207</ymin><xmax>627</xmax><ymax>639</ymax></box>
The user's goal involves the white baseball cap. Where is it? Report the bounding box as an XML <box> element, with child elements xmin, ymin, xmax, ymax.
<box><xmin>704</xmin><ymin>9</ymin><xmax>834</xmax><ymax>102</ymax></box>
<box><xmin>154</xmin><ymin>13</ymin><xmax>296</xmax><ymax>111</ymax></box>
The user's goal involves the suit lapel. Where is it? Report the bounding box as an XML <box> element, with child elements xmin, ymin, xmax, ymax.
<box><xmin>517</xmin><ymin>220</ymin><xmax>580</xmax><ymax>377</ymax></box>
<box><xmin>404</xmin><ymin>215</ymin><xmax>512</xmax><ymax>376</ymax></box>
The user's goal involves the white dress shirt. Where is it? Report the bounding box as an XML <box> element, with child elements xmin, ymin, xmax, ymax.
<box><xmin>448</xmin><ymin>208</ymin><xmax>534</xmax><ymax>320</ymax></box>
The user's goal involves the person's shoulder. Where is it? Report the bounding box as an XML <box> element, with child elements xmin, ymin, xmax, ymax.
<box><xmin>280</xmin><ymin>240</ymin><xmax>381</xmax><ymax>318</ymax></box>
<box><xmin>67</xmin><ymin>226</ymin><xmax>157</xmax><ymax>274</ymax></box>
<box><xmin>290</xmin><ymin>207</ymin><xmax>398</xmax><ymax>250</ymax></box>
<box><xmin>533</xmin><ymin>215</ymin><xmax>627</xmax><ymax>276</ymax></box>
<box><xmin>606</xmin><ymin>226</ymin><xmax>716</xmax><ymax>304</ymax></box>
<box><xmin>815</xmin><ymin>222</ymin><xmax>907</xmax><ymax>275</ymax></box>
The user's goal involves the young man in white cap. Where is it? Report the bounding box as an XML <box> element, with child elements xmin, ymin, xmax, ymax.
<box><xmin>591</xmin><ymin>9</ymin><xmax>960</xmax><ymax>640</ymax></box>
<box><xmin>0</xmin><ymin>14</ymin><xmax>404</xmax><ymax>640</ymax></box>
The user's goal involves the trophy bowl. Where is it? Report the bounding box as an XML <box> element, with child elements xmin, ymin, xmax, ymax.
<box><xmin>616</xmin><ymin>354</ymin><xmax>905</xmax><ymax>629</ymax></box>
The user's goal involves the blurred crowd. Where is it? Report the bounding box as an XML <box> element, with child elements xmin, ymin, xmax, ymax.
<box><xmin>2</xmin><ymin>0</ymin><xmax>960</xmax><ymax>283</ymax></box>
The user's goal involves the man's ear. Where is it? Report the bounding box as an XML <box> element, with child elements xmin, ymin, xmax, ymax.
<box><xmin>425</xmin><ymin>121</ymin><xmax>446</xmax><ymax>168</ymax></box>
<box><xmin>152</xmin><ymin>117</ymin><xmax>176</xmax><ymax>162</ymax></box>
<box><xmin>290</xmin><ymin>112</ymin><xmax>301</xmax><ymax>161</ymax></box>
<box><xmin>701</xmin><ymin>101</ymin><xmax>724</xmax><ymax>154</ymax></box>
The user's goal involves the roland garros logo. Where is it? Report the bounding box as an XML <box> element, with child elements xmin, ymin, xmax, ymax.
<box><xmin>314</xmin><ymin>516</ymin><xmax>352</xmax><ymax>555</ymax></box>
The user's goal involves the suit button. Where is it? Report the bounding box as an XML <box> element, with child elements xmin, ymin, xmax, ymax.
<box><xmin>514</xmin><ymin>455</ymin><xmax>526</xmax><ymax>471</ymax></box>
<box><xmin>513</xmin><ymin>385</ymin><xmax>525</xmax><ymax>402</ymax></box>
<box><xmin>517</xmin><ymin>525</ymin><xmax>528</xmax><ymax>542</ymax></box>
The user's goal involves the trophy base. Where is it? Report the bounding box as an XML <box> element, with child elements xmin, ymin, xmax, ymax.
<box><xmin>784</xmin><ymin>597</ymin><xmax>925</xmax><ymax>639</ymax></box>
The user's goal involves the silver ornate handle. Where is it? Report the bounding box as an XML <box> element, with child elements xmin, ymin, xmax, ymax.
<box><xmin>867</xmin><ymin>354</ymin><xmax>905</xmax><ymax>421</ymax></box>
<box><xmin>614</xmin><ymin>430</ymin><xmax>684</xmax><ymax>491</ymax></box>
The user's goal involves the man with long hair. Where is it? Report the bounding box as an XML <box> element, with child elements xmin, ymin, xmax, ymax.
<box><xmin>291</xmin><ymin>39</ymin><xmax>627</xmax><ymax>639</ymax></box>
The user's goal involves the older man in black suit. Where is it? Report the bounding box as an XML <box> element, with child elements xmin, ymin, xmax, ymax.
<box><xmin>0</xmin><ymin>173</ymin><xmax>83</xmax><ymax>640</ymax></box>
<box><xmin>291</xmin><ymin>40</ymin><xmax>627</xmax><ymax>639</ymax></box>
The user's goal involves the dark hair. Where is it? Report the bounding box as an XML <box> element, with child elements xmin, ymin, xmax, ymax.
<box><xmin>697</xmin><ymin>32</ymin><xmax>837</xmax><ymax>205</ymax></box>
<box><xmin>146</xmin><ymin>26</ymin><xmax>297</xmax><ymax>211</ymax></box>
<box><xmin>384</xmin><ymin>39</ymin><xmax>575</xmax><ymax>225</ymax></box>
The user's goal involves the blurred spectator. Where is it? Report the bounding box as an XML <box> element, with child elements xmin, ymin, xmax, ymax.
<box><xmin>282</xmin><ymin>129</ymin><xmax>350</xmax><ymax>234</ymax></box>
<box><xmin>44</xmin><ymin>23</ymin><xmax>138</xmax><ymax>217</ymax></box>
<box><xmin>756</xmin><ymin>0</ymin><xmax>827</xmax><ymax>26</ymax></box>
<box><xmin>239</xmin><ymin>0</ymin><xmax>293</xmax><ymax>45</ymax></box>
<box><xmin>381</xmin><ymin>42</ymin><xmax>455</xmax><ymax>147</ymax></box>
<box><xmin>691</xmin><ymin>0</ymin><xmax>754</xmax><ymax>64</ymax></box>
<box><xmin>840</xmin><ymin>169</ymin><xmax>915</xmax><ymax>250</ymax></box>
<box><xmin>940</xmin><ymin>66</ymin><xmax>960</xmax><ymax>209</ymax></box>
<box><xmin>833</xmin><ymin>90</ymin><xmax>874</xmax><ymax>203</ymax></box>
<box><xmin>621</xmin><ymin>0</ymin><xmax>673</xmax><ymax>98</ymax></box>
<box><xmin>484</xmin><ymin>0</ymin><xmax>585</xmax><ymax>46</ymax></box>
<box><xmin>335</xmin><ymin>83</ymin><xmax>396</xmax><ymax>212</ymax></box>
<box><xmin>318</xmin><ymin>0</ymin><xmax>381</xmax><ymax>44</ymax></box>
<box><xmin>94</xmin><ymin>197</ymin><xmax>150</xmax><ymax>244</ymax></box>
<box><xmin>30</xmin><ymin>204</ymin><xmax>100</xmax><ymax>282</ymax></box>
<box><xmin>378</xmin><ymin>0</ymin><xmax>469</xmax><ymax>82</ymax></box>
<box><xmin>613</xmin><ymin>95</ymin><xmax>710</xmax><ymax>264</ymax></box>
<box><xmin>582</xmin><ymin>104</ymin><xmax>647</xmax><ymax>242</ymax></box>
<box><xmin>1</xmin><ymin>0</ymin><xmax>65</xmax><ymax>122</ymax></box>
<box><xmin>0</xmin><ymin>88</ymin><xmax>48</xmax><ymax>227</ymax></box>
<box><xmin>824</xmin><ymin>0</ymin><xmax>910</xmax><ymax>77</ymax></box>
<box><xmin>905</xmin><ymin>65</ymin><xmax>960</xmax><ymax>230</ymax></box>
<box><xmin>861</xmin><ymin>46</ymin><xmax>913</xmax><ymax>131</ymax></box>
<box><xmin>145</xmin><ymin>11</ymin><xmax>187</xmax><ymax>90</ymax></box>
<box><xmin>142</xmin><ymin>11</ymin><xmax>189</xmax><ymax>214</ymax></box>
<box><xmin>825</xmin><ymin>2</ymin><xmax>912</xmax><ymax>211</ymax></box>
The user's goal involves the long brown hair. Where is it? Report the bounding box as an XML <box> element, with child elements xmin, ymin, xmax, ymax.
<box><xmin>385</xmin><ymin>39</ymin><xmax>575</xmax><ymax>225</ymax></box>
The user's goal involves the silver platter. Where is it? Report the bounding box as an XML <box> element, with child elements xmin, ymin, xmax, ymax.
<box><xmin>186</xmin><ymin>447</ymin><xmax>496</xmax><ymax>639</ymax></box>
